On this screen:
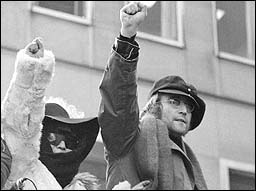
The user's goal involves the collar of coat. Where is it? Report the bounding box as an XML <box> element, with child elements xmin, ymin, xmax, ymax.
<box><xmin>168</xmin><ymin>136</ymin><xmax>208</xmax><ymax>189</ymax></box>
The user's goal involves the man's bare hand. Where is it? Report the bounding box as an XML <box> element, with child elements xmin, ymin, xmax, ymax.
<box><xmin>120</xmin><ymin>2</ymin><xmax>147</xmax><ymax>38</ymax></box>
<box><xmin>25</xmin><ymin>37</ymin><xmax>44</xmax><ymax>58</ymax></box>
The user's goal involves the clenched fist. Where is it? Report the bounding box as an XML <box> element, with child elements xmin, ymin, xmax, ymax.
<box><xmin>13</xmin><ymin>37</ymin><xmax>55</xmax><ymax>90</ymax></box>
<box><xmin>120</xmin><ymin>2</ymin><xmax>147</xmax><ymax>38</ymax></box>
<box><xmin>25</xmin><ymin>37</ymin><xmax>44</xmax><ymax>58</ymax></box>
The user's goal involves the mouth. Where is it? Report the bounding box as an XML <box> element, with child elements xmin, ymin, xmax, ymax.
<box><xmin>175</xmin><ymin>118</ymin><xmax>186</xmax><ymax>124</ymax></box>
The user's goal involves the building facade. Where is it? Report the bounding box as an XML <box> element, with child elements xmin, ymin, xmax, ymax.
<box><xmin>1</xmin><ymin>1</ymin><xmax>255</xmax><ymax>190</ymax></box>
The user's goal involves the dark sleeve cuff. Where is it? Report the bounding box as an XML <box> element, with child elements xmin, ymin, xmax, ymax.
<box><xmin>119</xmin><ymin>33</ymin><xmax>137</xmax><ymax>44</ymax></box>
<box><xmin>113</xmin><ymin>34</ymin><xmax>140</xmax><ymax>60</ymax></box>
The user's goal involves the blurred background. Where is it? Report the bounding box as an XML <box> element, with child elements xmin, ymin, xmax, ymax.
<box><xmin>1</xmin><ymin>1</ymin><xmax>255</xmax><ymax>190</ymax></box>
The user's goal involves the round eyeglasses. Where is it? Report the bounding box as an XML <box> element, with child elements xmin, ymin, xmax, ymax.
<box><xmin>160</xmin><ymin>98</ymin><xmax>195</xmax><ymax>113</ymax></box>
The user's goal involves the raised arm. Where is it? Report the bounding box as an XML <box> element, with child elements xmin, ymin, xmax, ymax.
<box><xmin>1</xmin><ymin>38</ymin><xmax>55</xmax><ymax>141</ymax></box>
<box><xmin>98</xmin><ymin>2</ymin><xmax>147</xmax><ymax>158</ymax></box>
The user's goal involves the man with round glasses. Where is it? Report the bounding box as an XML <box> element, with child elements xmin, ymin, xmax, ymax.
<box><xmin>98</xmin><ymin>2</ymin><xmax>207</xmax><ymax>190</ymax></box>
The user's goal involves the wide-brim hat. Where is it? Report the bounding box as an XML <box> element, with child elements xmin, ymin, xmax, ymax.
<box><xmin>39</xmin><ymin>102</ymin><xmax>100</xmax><ymax>187</ymax></box>
<box><xmin>42</xmin><ymin>102</ymin><xmax>99</xmax><ymax>138</ymax></box>
<box><xmin>148</xmin><ymin>76</ymin><xmax>206</xmax><ymax>131</ymax></box>
<box><xmin>43</xmin><ymin>102</ymin><xmax>96</xmax><ymax>123</ymax></box>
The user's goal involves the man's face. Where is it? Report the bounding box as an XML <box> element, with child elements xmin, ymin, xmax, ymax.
<box><xmin>159</xmin><ymin>93</ymin><xmax>193</xmax><ymax>137</ymax></box>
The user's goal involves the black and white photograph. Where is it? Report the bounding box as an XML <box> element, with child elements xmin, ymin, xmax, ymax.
<box><xmin>1</xmin><ymin>1</ymin><xmax>255</xmax><ymax>190</ymax></box>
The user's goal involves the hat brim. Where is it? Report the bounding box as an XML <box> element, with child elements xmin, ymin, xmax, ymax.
<box><xmin>44</xmin><ymin>115</ymin><xmax>97</xmax><ymax>125</ymax></box>
<box><xmin>158</xmin><ymin>89</ymin><xmax>199</xmax><ymax>108</ymax></box>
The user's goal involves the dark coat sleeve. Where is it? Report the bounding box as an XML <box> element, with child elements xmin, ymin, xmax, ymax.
<box><xmin>1</xmin><ymin>138</ymin><xmax>12</xmax><ymax>189</ymax></box>
<box><xmin>98</xmin><ymin>38</ymin><xmax>140</xmax><ymax>158</ymax></box>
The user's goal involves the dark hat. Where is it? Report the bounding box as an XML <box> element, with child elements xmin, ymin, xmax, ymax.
<box><xmin>39</xmin><ymin>103</ymin><xmax>100</xmax><ymax>187</ymax></box>
<box><xmin>44</xmin><ymin>102</ymin><xmax>98</xmax><ymax>125</ymax></box>
<box><xmin>148</xmin><ymin>76</ymin><xmax>206</xmax><ymax>130</ymax></box>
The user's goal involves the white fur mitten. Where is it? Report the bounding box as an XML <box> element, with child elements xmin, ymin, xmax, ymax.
<box><xmin>2</xmin><ymin>37</ymin><xmax>55</xmax><ymax>139</ymax></box>
<box><xmin>1</xmin><ymin>38</ymin><xmax>62</xmax><ymax>190</ymax></box>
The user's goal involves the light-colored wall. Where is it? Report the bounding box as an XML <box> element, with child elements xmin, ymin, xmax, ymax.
<box><xmin>1</xmin><ymin>1</ymin><xmax>255</xmax><ymax>190</ymax></box>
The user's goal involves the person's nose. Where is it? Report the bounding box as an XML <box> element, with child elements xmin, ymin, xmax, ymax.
<box><xmin>178</xmin><ymin>103</ymin><xmax>188</xmax><ymax>115</ymax></box>
<box><xmin>57</xmin><ymin>140</ymin><xmax>67</xmax><ymax>150</ymax></box>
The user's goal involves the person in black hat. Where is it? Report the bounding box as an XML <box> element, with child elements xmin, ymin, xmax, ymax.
<box><xmin>39</xmin><ymin>101</ymin><xmax>99</xmax><ymax>188</ymax></box>
<box><xmin>1</xmin><ymin>37</ymin><xmax>99</xmax><ymax>190</ymax></box>
<box><xmin>98</xmin><ymin>2</ymin><xmax>207</xmax><ymax>190</ymax></box>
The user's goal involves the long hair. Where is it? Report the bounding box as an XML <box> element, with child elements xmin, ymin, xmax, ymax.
<box><xmin>64</xmin><ymin>172</ymin><xmax>100</xmax><ymax>190</ymax></box>
<box><xmin>140</xmin><ymin>93</ymin><xmax>162</xmax><ymax>120</ymax></box>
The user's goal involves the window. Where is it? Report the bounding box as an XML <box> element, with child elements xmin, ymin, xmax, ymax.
<box><xmin>37</xmin><ymin>1</ymin><xmax>84</xmax><ymax>16</ymax></box>
<box><xmin>125</xmin><ymin>1</ymin><xmax>184</xmax><ymax>47</ymax></box>
<box><xmin>31</xmin><ymin>1</ymin><xmax>93</xmax><ymax>25</ymax></box>
<box><xmin>213</xmin><ymin>1</ymin><xmax>255</xmax><ymax>65</ymax></box>
<box><xmin>220</xmin><ymin>159</ymin><xmax>255</xmax><ymax>190</ymax></box>
<box><xmin>229</xmin><ymin>169</ymin><xmax>255</xmax><ymax>190</ymax></box>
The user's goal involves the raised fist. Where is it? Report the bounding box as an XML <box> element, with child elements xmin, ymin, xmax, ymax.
<box><xmin>120</xmin><ymin>2</ymin><xmax>147</xmax><ymax>38</ymax></box>
<box><xmin>25</xmin><ymin>37</ymin><xmax>44</xmax><ymax>58</ymax></box>
<box><xmin>14</xmin><ymin>37</ymin><xmax>55</xmax><ymax>90</ymax></box>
